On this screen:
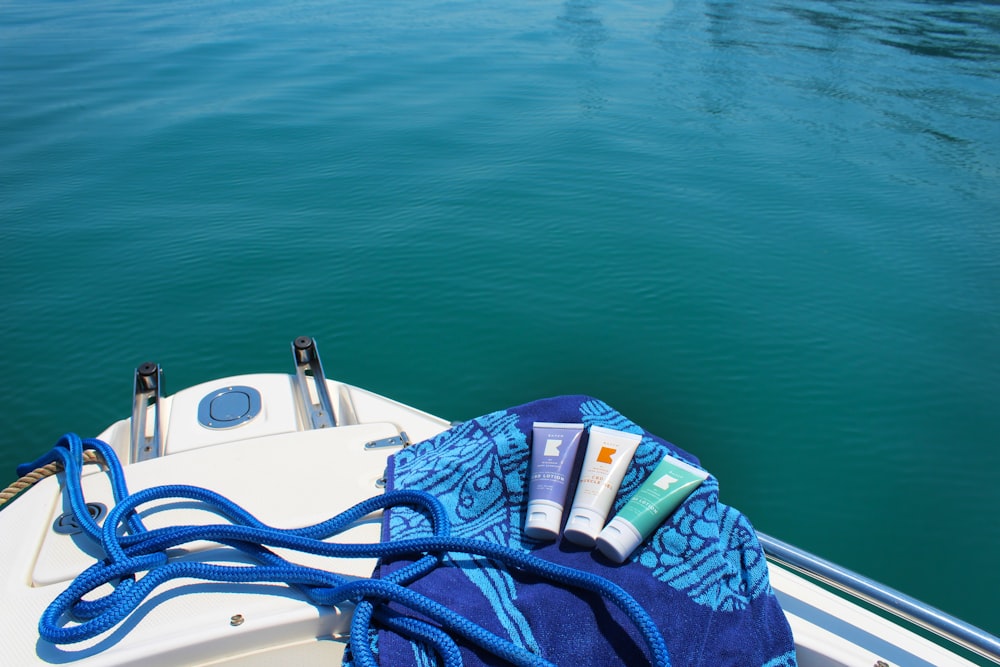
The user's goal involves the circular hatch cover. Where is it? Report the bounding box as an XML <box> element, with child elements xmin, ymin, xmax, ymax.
<box><xmin>197</xmin><ymin>385</ymin><xmax>262</xmax><ymax>429</ymax></box>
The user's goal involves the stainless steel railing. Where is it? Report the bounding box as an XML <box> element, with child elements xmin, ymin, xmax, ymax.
<box><xmin>758</xmin><ymin>532</ymin><xmax>1000</xmax><ymax>665</ymax></box>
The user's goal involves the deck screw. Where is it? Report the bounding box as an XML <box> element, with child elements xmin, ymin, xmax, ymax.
<box><xmin>230</xmin><ymin>614</ymin><xmax>245</xmax><ymax>627</ymax></box>
<box><xmin>874</xmin><ymin>661</ymin><xmax>890</xmax><ymax>667</ymax></box>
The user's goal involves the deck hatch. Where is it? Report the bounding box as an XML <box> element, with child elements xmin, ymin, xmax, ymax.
<box><xmin>198</xmin><ymin>386</ymin><xmax>261</xmax><ymax>429</ymax></box>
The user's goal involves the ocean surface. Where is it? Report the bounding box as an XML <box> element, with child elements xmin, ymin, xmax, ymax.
<box><xmin>2</xmin><ymin>0</ymin><xmax>999</xmax><ymax>649</ymax></box>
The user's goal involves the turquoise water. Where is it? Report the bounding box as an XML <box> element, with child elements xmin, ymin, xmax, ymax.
<box><xmin>2</xmin><ymin>0</ymin><xmax>999</xmax><ymax>644</ymax></box>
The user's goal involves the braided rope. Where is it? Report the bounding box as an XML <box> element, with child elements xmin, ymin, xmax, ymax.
<box><xmin>23</xmin><ymin>434</ymin><xmax>671</xmax><ymax>666</ymax></box>
<box><xmin>0</xmin><ymin>449</ymin><xmax>103</xmax><ymax>508</ymax></box>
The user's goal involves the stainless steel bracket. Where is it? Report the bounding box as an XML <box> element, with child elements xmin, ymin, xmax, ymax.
<box><xmin>291</xmin><ymin>336</ymin><xmax>337</xmax><ymax>429</ymax></box>
<box><xmin>130</xmin><ymin>362</ymin><xmax>163</xmax><ymax>463</ymax></box>
<box><xmin>364</xmin><ymin>432</ymin><xmax>411</xmax><ymax>450</ymax></box>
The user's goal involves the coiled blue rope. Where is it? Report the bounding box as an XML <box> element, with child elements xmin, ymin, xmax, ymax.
<box><xmin>24</xmin><ymin>434</ymin><xmax>671</xmax><ymax>666</ymax></box>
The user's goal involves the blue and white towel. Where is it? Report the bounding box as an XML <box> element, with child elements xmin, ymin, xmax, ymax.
<box><xmin>375</xmin><ymin>395</ymin><xmax>796</xmax><ymax>666</ymax></box>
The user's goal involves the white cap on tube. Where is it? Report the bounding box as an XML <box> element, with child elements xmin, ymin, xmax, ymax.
<box><xmin>596</xmin><ymin>516</ymin><xmax>643</xmax><ymax>563</ymax></box>
<box><xmin>523</xmin><ymin>500</ymin><xmax>563</xmax><ymax>541</ymax></box>
<box><xmin>562</xmin><ymin>507</ymin><xmax>606</xmax><ymax>547</ymax></box>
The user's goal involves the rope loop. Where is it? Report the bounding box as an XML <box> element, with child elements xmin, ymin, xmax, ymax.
<box><xmin>26</xmin><ymin>434</ymin><xmax>670</xmax><ymax>666</ymax></box>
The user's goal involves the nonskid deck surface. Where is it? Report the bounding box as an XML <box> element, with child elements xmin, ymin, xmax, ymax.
<box><xmin>2</xmin><ymin>422</ymin><xmax>418</xmax><ymax>666</ymax></box>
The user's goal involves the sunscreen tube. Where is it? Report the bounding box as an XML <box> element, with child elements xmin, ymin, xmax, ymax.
<box><xmin>596</xmin><ymin>454</ymin><xmax>709</xmax><ymax>563</ymax></box>
<box><xmin>524</xmin><ymin>422</ymin><xmax>585</xmax><ymax>540</ymax></box>
<box><xmin>563</xmin><ymin>426</ymin><xmax>642</xmax><ymax>547</ymax></box>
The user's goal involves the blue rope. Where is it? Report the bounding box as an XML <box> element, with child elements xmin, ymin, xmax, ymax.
<box><xmin>26</xmin><ymin>434</ymin><xmax>671</xmax><ymax>666</ymax></box>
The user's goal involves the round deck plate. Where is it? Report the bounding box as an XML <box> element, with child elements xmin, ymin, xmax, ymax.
<box><xmin>197</xmin><ymin>385</ymin><xmax>262</xmax><ymax>429</ymax></box>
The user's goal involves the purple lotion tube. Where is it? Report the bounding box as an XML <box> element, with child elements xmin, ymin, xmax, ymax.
<box><xmin>524</xmin><ymin>422</ymin><xmax>585</xmax><ymax>540</ymax></box>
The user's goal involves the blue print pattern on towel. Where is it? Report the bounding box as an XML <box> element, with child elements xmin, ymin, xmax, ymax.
<box><xmin>637</xmin><ymin>481</ymin><xmax>771</xmax><ymax>611</ymax></box>
<box><xmin>579</xmin><ymin>398</ymin><xmax>638</xmax><ymax>434</ymax></box>
<box><xmin>762</xmin><ymin>650</ymin><xmax>799</xmax><ymax>667</ymax></box>
<box><xmin>391</xmin><ymin>409</ymin><xmax>540</xmax><ymax>654</ymax></box>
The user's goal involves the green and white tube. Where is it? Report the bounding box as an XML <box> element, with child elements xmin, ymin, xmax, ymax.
<box><xmin>596</xmin><ymin>454</ymin><xmax>709</xmax><ymax>563</ymax></box>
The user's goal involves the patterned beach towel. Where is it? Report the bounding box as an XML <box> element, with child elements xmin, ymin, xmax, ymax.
<box><xmin>374</xmin><ymin>395</ymin><xmax>796</xmax><ymax>666</ymax></box>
